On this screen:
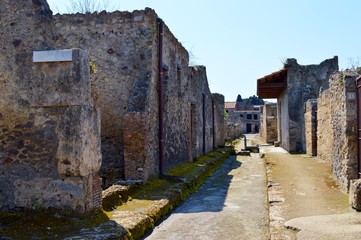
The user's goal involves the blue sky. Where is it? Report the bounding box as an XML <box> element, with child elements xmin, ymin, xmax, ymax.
<box><xmin>47</xmin><ymin>0</ymin><xmax>361</xmax><ymax>102</ymax></box>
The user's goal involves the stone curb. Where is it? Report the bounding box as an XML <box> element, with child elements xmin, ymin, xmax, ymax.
<box><xmin>66</xmin><ymin>147</ymin><xmax>234</xmax><ymax>240</ymax></box>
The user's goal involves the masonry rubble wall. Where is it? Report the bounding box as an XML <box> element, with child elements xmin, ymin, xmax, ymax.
<box><xmin>317</xmin><ymin>90</ymin><xmax>333</xmax><ymax>162</ymax></box>
<box><xmin>317</xmin><ymin>71</ymin><xmax>358</xmax><ymax>191</ymax></box>
<box><xmin>161</xmin><ymin>24</ymin><xmax>191</xmax><ymax>173</ymax></box>
<box><xmin>260</xmin><ymin>103</ymin><xmax>278</xmax><ymax>144</ymax></box>
<box><xmin>190</xmin><ymin>66</ymin><xmax>213</xmax><ymax>159</ymax></box>
<box><xmin>212</xmin><ymin>93</ymin><xmax>225</xmax><ymax>148</ymax></box>
<box><xmin>226</xmin><ymin>123</ymin><xmax>241</xmax><ymax>140</ymax></box>
<box><xmin>1</xmin><ymin>1</ymin><xmax>226</xmax><ymax>214</ymax></box>
<box><xmin>0</xmin><ymin>0</ymin><xmax>101</xmax><ymax>212</ymax></box>
<box><xmin>304</xmin><ymin>99</ymin><xmax>317</xmax><ymax>156</ymax></box>
<box><xmin>54</xmin><ymin>7</ymin><xmax>225</xmax><ymax>181</ymax></box>
<box><xmin>279</xmin><ymin>57</ymin><xmax>338</xmax><ymax>153</ymax></box>
<box><xmin>54</xmin><ymin>8</ymin><xmax>159</xmax><ymax>186</ymax></box>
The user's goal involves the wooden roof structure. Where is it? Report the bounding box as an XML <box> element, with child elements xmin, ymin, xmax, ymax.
<box><xmin>257</xmin><ymin>68</ymin><xmax>287</xmax><ymax>99</ymax></box>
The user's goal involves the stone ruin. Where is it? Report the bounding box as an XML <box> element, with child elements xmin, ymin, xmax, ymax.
<box><xmin>258</xmin><ymin>57</ymin><xmax>339</xmax><ymax>153</ymax></box>
<box><xmin>0</xmin><ymin>0</ymin><xmax>225</xmax><ymax>212</ymax></box>
<box><xmin>260</xmin><ymin>103</ymin><xmax>278</xmax><ymax>144</ymax></box>
<box><xmin>306</xmin><ymin>70</ymin><xmax>359</xmax><ymax>192</ymax></box>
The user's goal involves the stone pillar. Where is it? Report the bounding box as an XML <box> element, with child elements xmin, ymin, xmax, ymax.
<box><xmin>1</xmin><ymin>49</ymin><xmax>102</xmax><ymax>213</ymax></box>
<box><xmin>261</xmin><ymin>103</ymin><xmax>278</xmax><ymax>144</ymax></box>
<box><xmin>212</xmin><ymin>93</ymin><xmax>225</xmax><ymax>147</ymax></box>
<box><xmin>304</xmin><ymin>99</ymin><xmax>317</xmax><ymax>156</ymax></box>
<box><xmin>349</xmin><ymin>179</ymin><xmax>361</xmax><ymax>211</ymax></box>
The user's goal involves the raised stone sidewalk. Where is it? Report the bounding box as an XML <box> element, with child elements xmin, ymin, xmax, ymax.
<box><xmin>0</xmin><ymin>146</ymin><xmax>234</xmax><ymax>239</ymax></box>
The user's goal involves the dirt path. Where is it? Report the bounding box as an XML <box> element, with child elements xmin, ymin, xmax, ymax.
<box><xmin>261</xmin><ymin>144</ymin><xmax>350</xmax><ymax>240</ymax></box>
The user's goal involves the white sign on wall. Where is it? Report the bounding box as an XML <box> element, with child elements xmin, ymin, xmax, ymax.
<box><xmin>33</xmin><ymin>49</ymin><xmax>73</xmax><ymax>63</ymax></box>
<box><xmin>347</xmin><ymin>92</ymin><xmax>356</xmax><ymax>100</ymax></box>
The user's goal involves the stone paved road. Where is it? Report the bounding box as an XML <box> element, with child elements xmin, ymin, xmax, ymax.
<box><xmin>261</xmin><ymin>143</ymin><xmax>357</xmax><ymax>240</ymax></box>
<box><xmin>144</xmin><ymin>140</ymin><xmax>269</xmax><ymax>240</ymax></box>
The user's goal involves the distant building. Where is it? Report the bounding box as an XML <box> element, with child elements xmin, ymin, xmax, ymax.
<box><xmin>257</xmin><ymin>57</ymin><xmax>338</xmax><ymax>153</ymax></box>
<box><xmin>225</xmin><ymin>102</ymin><xmax>261</xmax><ymax>135</ymax></box>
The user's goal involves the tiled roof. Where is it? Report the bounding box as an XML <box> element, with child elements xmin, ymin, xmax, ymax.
<box><xmin>224</xmin><ymin>102</ymin><xmax>236</xmax><ymax>109</ymax></box>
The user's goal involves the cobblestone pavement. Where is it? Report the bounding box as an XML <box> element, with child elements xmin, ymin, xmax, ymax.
<box><xmin>144</xmin><ymin>139</ymin><xmax>269</xmax><ymax>240</ymax></box>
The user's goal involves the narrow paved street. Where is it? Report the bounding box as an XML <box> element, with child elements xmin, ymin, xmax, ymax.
<box><xmin>144</xmin><ymin>139</ymin><xmax>269</xmax><ymax>240</ymax></box>
<box><xmin>143</xmin><ymin>135</ymin><xmax>361</xmax><ymax>239</ymax></box>
<box><xmin>261</xmin><ymin>141</ymin><xmax>358</xmax><ymax>240</ymax></box>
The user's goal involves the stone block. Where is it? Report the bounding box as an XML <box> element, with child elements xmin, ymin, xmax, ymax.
<box><xmin>349</xmin><ymin>179</ymin><xmax>361</xmax><ymax>211</ymax></box>
<box><xmin>56</xmin><ymin>105</ymin><xmax>101</xmax><ymax>177</ymax></box>
<box><xmin>31</xmin><ymin>49</ymin><xmax>92</xmax><ymax>107</ymax></box>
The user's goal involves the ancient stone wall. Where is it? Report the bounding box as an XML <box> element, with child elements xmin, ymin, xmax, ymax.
<box><xmin>282</xmin><ymin>57</ymin><xmax>338</xmax><ymax>153</ymax></box>
<box><xmin>304</xmin><ymin>99</ymin><xmax>317</xmax><ymax>156</ymax></box>
<box><xmin>317</xmin><ymin>90</ymin><xmax>332</xmax><ymax>162</ymax></box>
<box><xmin>226</xmin><ymin>123</ymin><xmax>241</xmax><ymax>140</ymax></box>
<box><xmin>161</xmin><ymin>24</ymin><xmax>191</xmax><ymax>172</ymax></box>
<box><xmin>190</xmin><ymin>66</ymin><xmax>214</xmax><ymax>159</ymax></box>
<box><xmin>54</xmin><ymin>8</ymin><xmax>159</xmax><ymax>185</ymax></box>
<box><xmin>260</xmin><ymin>103</ymin><xmax>278</xmax><ymax>144</ymax></box>
<box><xmin>0</xmin><ymin>0</ymin><xmax>101</xmax><ymax>212</ymax></box>
<box><xmin>277</xmin><ymin>92</ymin><xmax>289</xmax><ymax>150</ymax></box>
<box><xmin>317</xmin><ymin>71</ymin><xmax>358</xmax><ymax>191</ymax></box>
<box><xmin>55</xmin><ymin>8</ymin><xmax>198</xmax><ymax>182</ymax></box>
<box><xmin>212</xmin><ymin>93</ymin><xmax>225</xmax><ymax>148</ymax></box>
<box><xmin>1</xmin><ymin>1</ymin><xmax>225</xmax><ymax>214</ymax></box>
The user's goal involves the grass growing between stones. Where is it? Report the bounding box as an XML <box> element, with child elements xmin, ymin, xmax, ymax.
<box><xmin>0</xmin><ymin>146</ymin><xmax>234</xmax><ymax>240</ymax></box>
<box><xmin>0</xmin><ymin>209</ymin><xmax>110</xmax><ymax>239</ymax></box>
<box><xmin>110</xmin><ymin>146</ymin><xmax>234</xmax><ymax>239</ymax></box>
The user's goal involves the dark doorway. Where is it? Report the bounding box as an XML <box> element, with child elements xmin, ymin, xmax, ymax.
<box><xmin>246</xmin><ymin>123</ymin><xmax>252</xmax><ymax>133</ymax></box>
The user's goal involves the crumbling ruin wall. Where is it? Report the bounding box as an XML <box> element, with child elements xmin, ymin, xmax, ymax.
<box><xmin>304</xmin><ymin>99</ymin><xmax>317</xmax><ymax>156</ymax></box>
<box><xmin>282</xmin><ymin>57</ymin><xmax>338</xmax><ymax>153</ymax></box>
<box><xmin>0</xmin><ymin>0</ymin><xmax>101</xmax><ymax>212</ymax></box>
<box><xmin>212</xmin><ymin>93</ymin><xmax>225</xmax><ymax>148</ymax></box>
<box><xmin>226</xmin><ymin>123</ymin><xmax>241</xmax><ymax>140</ymax></box>
<box><xmin>161</xmin><ymin>24</ymin><xmax>191</xmax><ymax>172</ymax></box>
<box><xmin>260</xmin><ymin>103</ymin><xmax>278</xmax><ymax>144</ymax></box>
<box><xmin>190</xmin><ymin>66</ymin><xmax>213</xmax><ymax>159</ymax></box>
<box><xmin>54</xmin><ymin>8</ymin><xmax>159</xmax><ymax>185</ymax></box>
<box><xmin>317</xmin><ymin>89</ymin><xmax>333</xmax><ymax>161</ymax></box>
<box><xmin>277</xmin><ymin>93</ymin><xmax>289</xmax><ymax>149</ymax></box>
<box><xmin>317</xmin><ymin>71</ymin><xmax>358</xmax><ymax>191</ymax></box>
